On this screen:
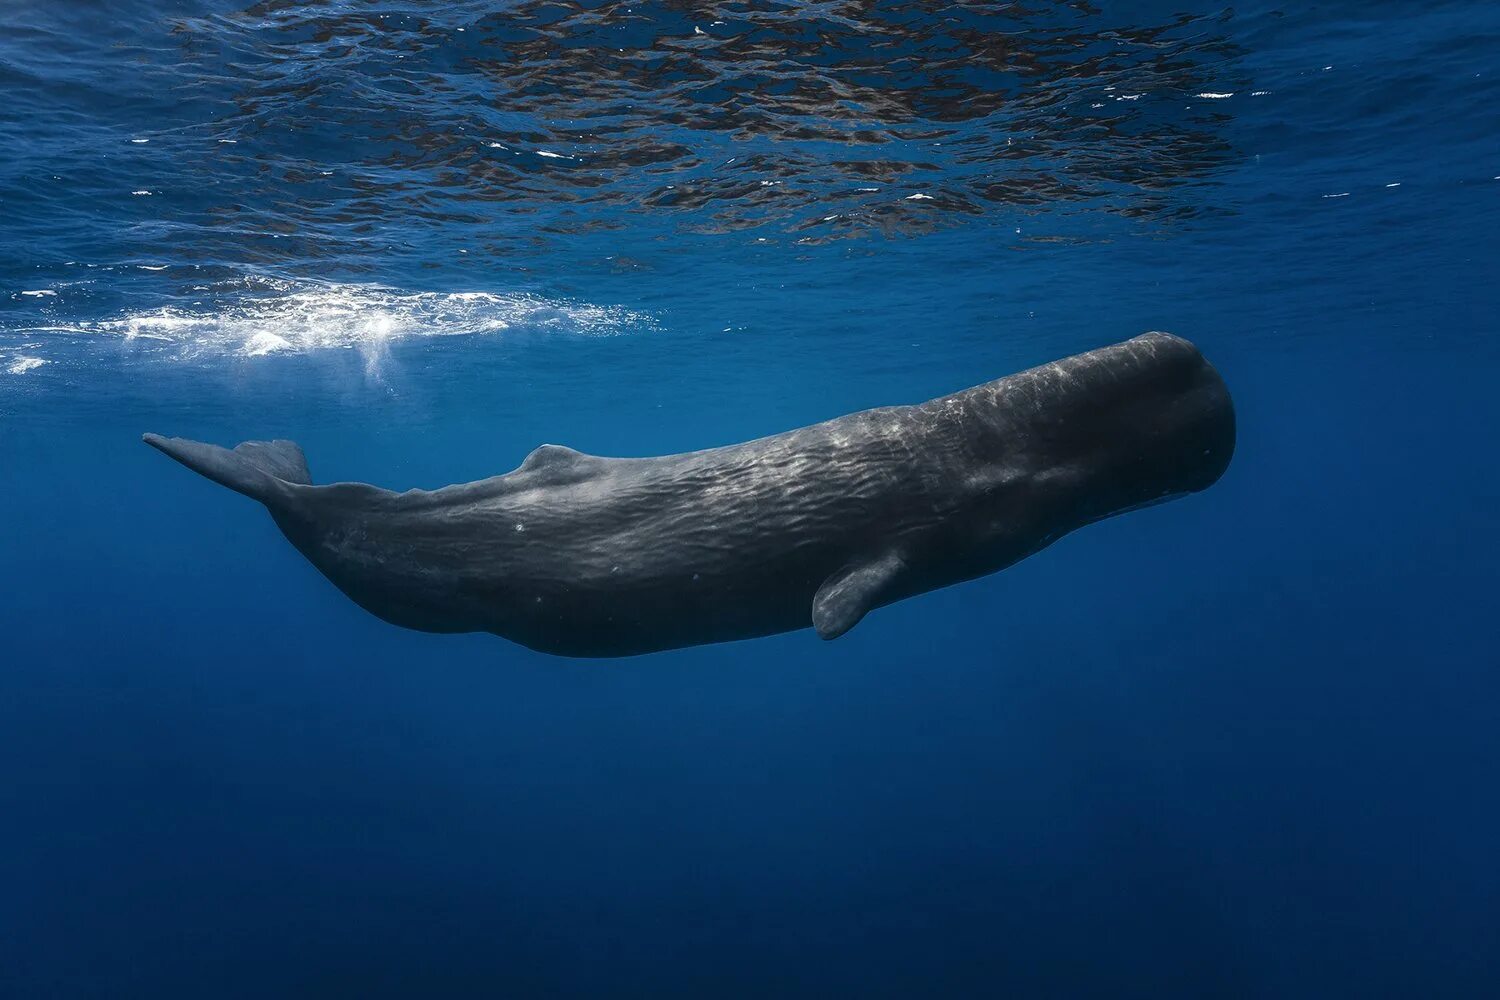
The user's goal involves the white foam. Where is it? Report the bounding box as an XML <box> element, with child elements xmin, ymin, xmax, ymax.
<box><xmin>7</xmin><ymin>356</ymin><xmax>47</xmax><ymax>375</ymax></box>
<box><xmin>242</xmin><ymin>331</ymin><xmax>295</xmax><ymax>356</ymax></box>
<box><xmin>1195</xmin><ymin>92</ymin><xmax>1234</xmax><ymax>99</ymax></box>
<box><xmin>16</xmin><ymin>278</ymin><xmax>650</xmax><ymax>366</ymax></box>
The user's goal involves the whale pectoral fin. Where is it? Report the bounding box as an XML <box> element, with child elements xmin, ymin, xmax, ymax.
<box><xmin>812</xmin><ymin>551</ymin><xmax>906</xmax><ymax>641</ymax></box>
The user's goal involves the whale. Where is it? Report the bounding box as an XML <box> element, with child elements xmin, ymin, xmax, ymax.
<box><xmin>143</xmin><ymin>332</ymin><xmax>1234</xmax><ymax>657</ymax></box>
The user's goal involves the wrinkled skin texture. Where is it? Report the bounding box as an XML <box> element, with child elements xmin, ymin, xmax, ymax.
<box><xmin>145</xmin><ymin>332</ymin><xmax>1234</xmax><ymax>657</ymax></box>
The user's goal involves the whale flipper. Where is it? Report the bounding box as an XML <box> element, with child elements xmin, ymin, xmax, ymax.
<box><xmin>143</xmin><ymin>434</ymin><xmax>311</xmax><ymax>504</ymax></box>
<box><xmin>812</xmin><ymin>550</ymin><xmax>907</xmax><ymax>640</ymax></box>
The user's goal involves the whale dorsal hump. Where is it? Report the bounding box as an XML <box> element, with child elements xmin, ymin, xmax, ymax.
<box><xmin>812</xmin><ymin>550</ymin><xmax>907</xmax><ymax>640</ymax></box>
<box><xmin>517</xmin><ymin>443</ymin><xmax>604</xmax><ymax>479</ymax></box>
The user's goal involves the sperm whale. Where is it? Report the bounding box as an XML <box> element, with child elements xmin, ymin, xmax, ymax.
<box><xmin>144</xmin><ymin>332</ymin><xmax>1234</xmax><ymax>657</ymax></box>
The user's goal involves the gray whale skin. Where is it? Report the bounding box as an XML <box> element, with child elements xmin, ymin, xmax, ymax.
<box><xmin>145</xmin><ymin>332</ymin><xmax>1233</xmax><ymax>658</ymax></box>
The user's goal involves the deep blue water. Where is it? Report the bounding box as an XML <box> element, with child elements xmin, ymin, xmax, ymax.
<box><xmin>2</xmin><ymin>1</ymin><xmax>1498</xmax><ymax>996</ymax></box>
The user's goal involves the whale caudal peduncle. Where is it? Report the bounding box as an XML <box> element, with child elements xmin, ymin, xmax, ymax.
<box><xmin>143</xmin><ymin>433</ymin><xmax>312</xmax><ymax>503</ymax></box>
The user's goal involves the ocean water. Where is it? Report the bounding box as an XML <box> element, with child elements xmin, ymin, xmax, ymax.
<box><xmin>2</xmin><ymin>1</ymin><xmax>1497</xmax><ymax>995</ymax></box>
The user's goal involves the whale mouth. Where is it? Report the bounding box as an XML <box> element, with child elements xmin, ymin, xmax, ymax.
<box><xmin>1111</xmin><ymin>490</ymin><xmax>1191</xmax><ymax>518</ymax></box>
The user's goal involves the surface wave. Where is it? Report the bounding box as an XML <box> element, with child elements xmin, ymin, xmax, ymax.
<box><xmin>2</xmin><ymin>276</ymin><xmax>652</xmax><ymax>369</ymax></box>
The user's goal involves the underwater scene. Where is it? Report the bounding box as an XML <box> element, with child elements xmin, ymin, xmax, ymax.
<box><xmin>2</xmin><ymin>1</ymin><xmax>1498</xmax><ymax>996</ymax></box>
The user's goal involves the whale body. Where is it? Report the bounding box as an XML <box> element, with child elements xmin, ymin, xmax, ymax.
<box><xmin>144</xmin><ymin>332</ymin><xmax>1234</xmax><ymax>657</ymax></box>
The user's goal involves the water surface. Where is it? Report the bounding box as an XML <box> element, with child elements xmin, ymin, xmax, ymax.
<box><xmin>2</xmin><ymin>2</ymin><xmax>1498</xmax><ymax>996</ymax></box>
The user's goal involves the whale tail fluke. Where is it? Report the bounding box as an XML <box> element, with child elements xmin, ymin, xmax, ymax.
<box><xmin>142</xmin><ymin>433</ymin><xmax>311</xmax><ymax>504</ymax></box>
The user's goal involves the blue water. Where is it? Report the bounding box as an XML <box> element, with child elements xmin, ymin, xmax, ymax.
<box><xmin>3</xmin><ymin>1</ymin><xmax>1498</xmax><ymax>995</ymax></box>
